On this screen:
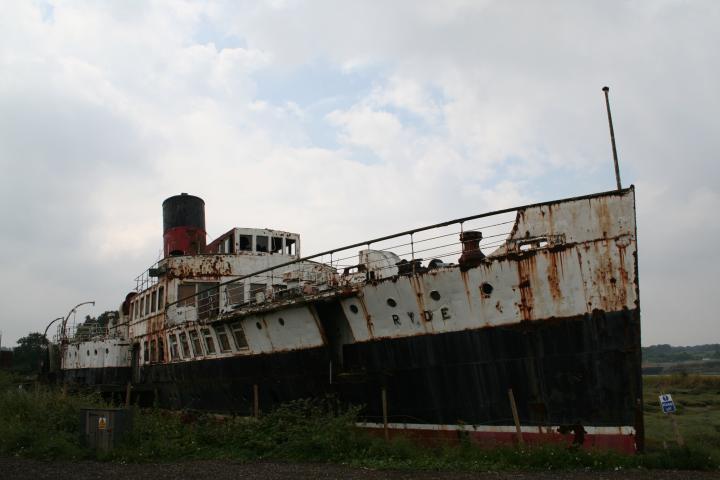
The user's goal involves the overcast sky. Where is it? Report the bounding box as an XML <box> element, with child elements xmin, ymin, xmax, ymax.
<box><xmin>1</xmin><ymin>0</ymin><xmax>718</xmax><ymax>348</ymax></box>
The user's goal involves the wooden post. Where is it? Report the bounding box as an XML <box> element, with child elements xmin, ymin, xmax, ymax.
<box><xmin>669</xmin><ymin>414</ymin><xmax>685</xmax><ymax>447</ymax></box>
<box><xmin>125</xmin><ymin>382</ymin><xmax>132</xmax><ymax>407</ymax></box>
<box><xmin>382</xmin><ymin>386</ymin><xmax>389</xmax><ymax>441</ymax></box>
<box><xmin>508</xmin><ymin>388</ymin><xmax>524</xmax><ymax>446</ymax></box>
<box><xmin>253</xmin><ymin>384</ymin><xmax>259</xmax><ymax>418</ymax></box>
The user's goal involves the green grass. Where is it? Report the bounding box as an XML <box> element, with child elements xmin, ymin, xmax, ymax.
<box><xmin>1</xmin><ymin>370</ymin><xmax>718</xmax><ymax>471</ymax></box>
<box><xmin>643</xmin><ymin>374</ymin><xmax>720</xmax><ymax>462</ymax></box>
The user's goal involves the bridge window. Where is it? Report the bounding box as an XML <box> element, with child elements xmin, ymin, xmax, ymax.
<box><xmin>189</xmin><ymin>329</ymin><xmax>203</xmax><ymax>356</ymax></box>
<box><xmin>226</xmin><ymin>282</ymin><xmax>245</xmax><ymax>304</ymax></box>
<box><xmin>214</xmin><ymin>325</ymin><xmax>232</xmax><ymax>352</ymax></box>
<box><xmin>256</xmin><ymin>235</ymin><xmax>268</xmax><ymax>252</ymax></box>
<box><xmin>168</xmin><ymin>334</ymin><xmax>179</xmax><ymax>360</ymax></box>
<box><xmin>239</xmin><ymin>234</ymin><xmax>252</xmax><ymax>251</ymax></box>
<box><xmin>158</xmin><ymin>338</ymin><xmax>164</xmax><ymax>362</ymax></box>
<box><xmin>140</xmin><ymin>297</ymin><xmax>145</xmax><ymax>318</ymax></box>
<box><xmin>178</xmin><ymin>284</ymin><xmax>196</xmax><ymax>307</ymax></box>
<box><xmin>150</xmin><ymin>339</ymin><xmax>157</xmax><ymax>362</ymax></box>
<box><xmin>201</xmin><ymin>328</ymin><xmax>216</xmax><ymax>354</ymax></box>
<box><xmin>145</xmin><ymin>294</ymin><xmax>150</xmax><ymax>315</ymax></box>
<box><xmin>231</xmin><ymin>322</ymin><xmax>248</xmax><ymax>349</ymax></box>
<box><xmin>179</xmin><ymin>332</ymin><xmax>191</xmax><ymax>358</ymax></box>
<box><xmin>158</xmin><ymin>286</ymin><xmax>164</xmax><ymax>310</ymax></box>
<box><xmin>151</xmin><ymin>289</ymin><xmax>157</xmax><ymax>312</ymax></box>
<box><xmin>271</xmin><ymin>237</ymin><xmax>283</xmax><ymax>253</ymax></box>
<box><xmin>285</xmin><ymin>238</ymin><xmax>296</xmax><ymax>255</ymax></box>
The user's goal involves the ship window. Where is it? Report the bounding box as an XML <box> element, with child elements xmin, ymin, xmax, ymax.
<box><xmin>214</xmin><ymin>325</ymin><xmax>232</xmax><ymax>352</ymax></box>
<box><xmin>285</xmin><ymin>238</ymin><xmax>296</xmax><ymax>255</ymax></box>
<box><xmin>150</xmin><ymin>339</ymin><xmax>157</xmax><ymax>362</ymax></box>
<box><xmin>169</xmin><ymin>334</ymin><xmax>179</xmax><ymax>360</ymax></box>
<box><xmin>158</xmin><ymin>338</ymin><xmax>164</xmax><ymax>362</ymax></box>
<box><xmin>231</xmin><ymin>322</ymin><xmax>248</xmax><ymax>349</ymax></box>
<box><xmin>271</xmin><ymin>237</ymin><xmax>283</xmax><ymax>253</ymax></box>
<box><xmin>349</xmin><ymin>304</ymin><xmax>359</xmax><ymax>314</ymax></box>
<box><xmin>178</xmin><ymin>284</ymin><xmax>196</xmax><ymax>307</ymax></box>
<box><xmin>179</xmin><ymin>332</ymin><xmax>191</xmax><ymax>358</ymax></box>
<box><xmin>249</xmin><ymin>283</ymin><xmax>265</xmax><ymax>302</ymax></box>
<box><xmin>197</xmin><ymin>283</ymin><xmax>219</xmax><ymax>320</ymax></box>
<box><xmin>256</xmin><ymin>235</ymin><xmax>268</xmax><ymax>253</ymax></box>
<box><xmin>145</xmin><ymin>294</ymin><xmax>150</xmax><ymax>315</ymax></box>
<box><xmin>201</xmin><ymin>328</ymin><xmax>216</xmax><ymax>354</ymax></box>
<box><xmin>151</xmin><ymin>290</ymin><xmax>157</xmax><ymax>312</ymax></box>
<box><xmin>158</xmin><ymin>286</ymin><xmax>164</xmax><ymax>310</ymax></box>
<box><xmin>226</xmin><ymin>282</ymin><xmax>245</xmax><ymax>304</ymax></box>
<box><xmin>140</xmin><ymin>297</ymin><xmax>145</xmax><ymax>318</ymax></box>
<box><xmin>143</xmin><ymin>342</ymin><xmax>149</xmax><ymax>362</ymax></box>
<box><xmin>239</xmin><ymin>234</ymin><xmax>252</xmax><ymax>251</ymax></box>
<box><xmin>430</xmin><ymin>290</ymin><xmax>441</xmax><ymax>301</ymax></box>
<box><xmin>189</xmin><ymin>329</ymin><xmax>203</xmax><ymax>356</ymax></box>
<box><xmin>223</xmin><ymin>237</ymin><xmax>233</xmax><ymax>254</ymax></box>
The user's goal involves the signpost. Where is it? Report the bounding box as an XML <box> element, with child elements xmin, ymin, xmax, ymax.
<box><xmin>659</xmin><ymin>394</ymin><xmax>676</xmax><ymax>413</ymax></box>
<box><xmin>659</xmin><ymin>393</ymin><xmax>684</xmax><ymax>446</ymax></box>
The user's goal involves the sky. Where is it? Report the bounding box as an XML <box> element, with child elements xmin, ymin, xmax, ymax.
<box><xmin>0</xmin><ymin>0</ymin><xmax>718</xmax><ymax>348</ymax></box>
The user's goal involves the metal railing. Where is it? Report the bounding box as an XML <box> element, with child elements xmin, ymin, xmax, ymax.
<box><xmin>163</xmin><ymin>187</ymin><xmax>629</xmax><ymax>326</ymax></box>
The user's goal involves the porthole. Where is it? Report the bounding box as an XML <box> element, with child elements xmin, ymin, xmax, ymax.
<box><xmin>430</xmin><ymin>290</ymin><xmax>441</xmax><ymax>301</ymax></box>
<box><xmin>94</xmin><ymin>349</ymin><xmax>98</xmax><ymax>355</ymax></box>
<box><xmin>349</xmin><ymin>304</ymin><xmax>359</xmax><ymax>314</ymax></box>
<box><xmin>256</xmin><ymin>322</ymin><xmax>262</xmax><ymax>330</ymax></box>
<box><xmin>278</xmin><ymin>317</ymin><xmax>285</xmax><ymax>326</ymax></box>
<box><xmin>387</xmin><ymin>298</ymin><xmax>397</xmax><ymax>307</ymax></box>
<box><xmin>481</xmin><ymin>282</ymin><xmax>494</xmax><ymax>295</ymax></box>
<box><xmin>86</xmin><ymin>350</ymin><xmax>90</xmax><ymax>356</ymax></box>
<box><xmin>105</xmin><ymin>348</ymin><xmax>109</xmax><ymax>355</ymax></box>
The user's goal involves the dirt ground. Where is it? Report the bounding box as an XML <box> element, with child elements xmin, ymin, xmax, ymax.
<box><xmin>2</xmin><ymin>458</ymin><xmax>719</xmax><ymax>480</ymax></box>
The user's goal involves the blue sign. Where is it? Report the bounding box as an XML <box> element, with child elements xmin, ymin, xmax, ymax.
<box><xmin>659</xmin><ymin>394</ymin><xmax>676</xmax><ymax>414</ymax></box>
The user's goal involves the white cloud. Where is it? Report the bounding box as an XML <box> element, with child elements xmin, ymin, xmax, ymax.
<box><xmin>0</xmin><ymin>0</ymin><xmax>718</xmax><ymax>348</ymax></box>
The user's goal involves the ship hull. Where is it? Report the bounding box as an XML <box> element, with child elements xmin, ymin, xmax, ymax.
<box><xmin>59</xmin><ymin>187</ymin><xmax>642</xmax><ymax>454</ymax></box>
<box><xmin>63</xmin><ymin>305</ymin><xmax>639</xmax><ymax>452</ymax></box>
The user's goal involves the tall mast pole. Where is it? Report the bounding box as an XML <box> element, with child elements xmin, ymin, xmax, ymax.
<box><xmin>602</xmin><ymin>86</ymin><xmax>622</xmax><ymax>190</ymax></box>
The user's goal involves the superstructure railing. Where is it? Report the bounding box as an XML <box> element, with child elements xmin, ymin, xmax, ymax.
<box><xmin>164</xmin><ymin>188</ymin><xmax>631</xmax><ymax>325</ymax></box>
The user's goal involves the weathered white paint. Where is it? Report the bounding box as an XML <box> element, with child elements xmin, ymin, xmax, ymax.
<box><xmin>63</xmin><ymin>188</ymin><xmax>637</xmax><ymax>369</ymax></box>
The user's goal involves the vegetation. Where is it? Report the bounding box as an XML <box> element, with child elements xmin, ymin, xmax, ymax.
<box><xmin>0</xmin><ymin>370</ymin><xmax>718</xmax><ymax>471</ymax></box>
<box><xmin>643</xmin><ymin>344</ymin><xmax>720</xmax><ymax>364</ymax></box>
<box><xmin>11</xmin><ymin>333</ymin><xmax>47</xmax><ymax>373</ymax></box>
<box><xmin>643</xmin><ymin>374</ymin><xmax>720</xmax><ymax>462</ymax></box>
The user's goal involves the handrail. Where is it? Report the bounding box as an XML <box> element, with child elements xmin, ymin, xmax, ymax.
<box><xmin>165</xmin><ymin>186</ymin><xmax>633</xmax><ymax>309</ymax></box>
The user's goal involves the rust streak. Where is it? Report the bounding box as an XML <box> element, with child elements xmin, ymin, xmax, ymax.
<box><xmin>517</xmin><ymin>255</ymin><xmax>536</xmax><ymax>321</ymax></box>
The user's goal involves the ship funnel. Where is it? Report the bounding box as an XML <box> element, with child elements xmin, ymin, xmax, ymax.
<box><xmin>162</xmin><ymin>193</ymin><xmax>206</xmax><ymax>257</ymax></box>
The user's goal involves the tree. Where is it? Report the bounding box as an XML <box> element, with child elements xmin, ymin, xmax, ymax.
<box><xmin>13</xmin><ymin>332</ymin><xmax>48</xmax><ymax>373</ymax></box>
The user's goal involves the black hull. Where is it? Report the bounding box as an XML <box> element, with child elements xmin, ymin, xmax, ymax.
<box><xmin>62</xmin><ymin>307</ymin><xmax>642</xmax><ymax>435</ymax></box>
<box><xmin>61</xmin><ymin>366</ymin><xmax>132</xmax><ymax>388</ymax></box>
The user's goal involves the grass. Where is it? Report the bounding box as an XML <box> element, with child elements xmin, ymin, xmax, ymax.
<box><xmin>643</xmin><ymin>373</ymin><xmax>720</xmax><ymax>462</ymax></box>
<box><xmin>1</xmin><ymin>370</ymin><xmax>718</xmax><ymax>471</ymax></box>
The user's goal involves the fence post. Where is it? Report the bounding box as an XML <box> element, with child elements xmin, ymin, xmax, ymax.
<box><xmin>508</xmin><ymin>388</ymin><xmax>524</xmax><ymax>446</ymax></box>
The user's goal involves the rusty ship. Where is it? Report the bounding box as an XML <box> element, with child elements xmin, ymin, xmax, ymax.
<box><xmin>58</xmin><ymin>187</ymin><xmax>642</xmax><ymax>453</ymax></box>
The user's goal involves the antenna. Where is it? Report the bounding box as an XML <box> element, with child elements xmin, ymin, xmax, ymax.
<box><xmin>602</xmin><ymin>86</ymin><xmax>622</xmax><ymax>190</ymax></box>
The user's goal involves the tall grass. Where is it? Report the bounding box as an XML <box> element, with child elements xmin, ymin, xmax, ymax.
<box><xmin>0</xmin><ymin>371</ymin><xmax>718</xmax><ymax>471</ymax></box>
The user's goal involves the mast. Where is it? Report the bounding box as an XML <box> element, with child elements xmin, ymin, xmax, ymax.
<box><xmin>602</xmin><ymin>86</ymin><xmax>622</xmax><ymax>190</ymax></box>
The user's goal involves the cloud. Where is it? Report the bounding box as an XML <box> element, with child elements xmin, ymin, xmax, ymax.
<box><xmin>0</xmin><ymin>0</ymin><xmax>718</xmax><ymax>348</ymax></box>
